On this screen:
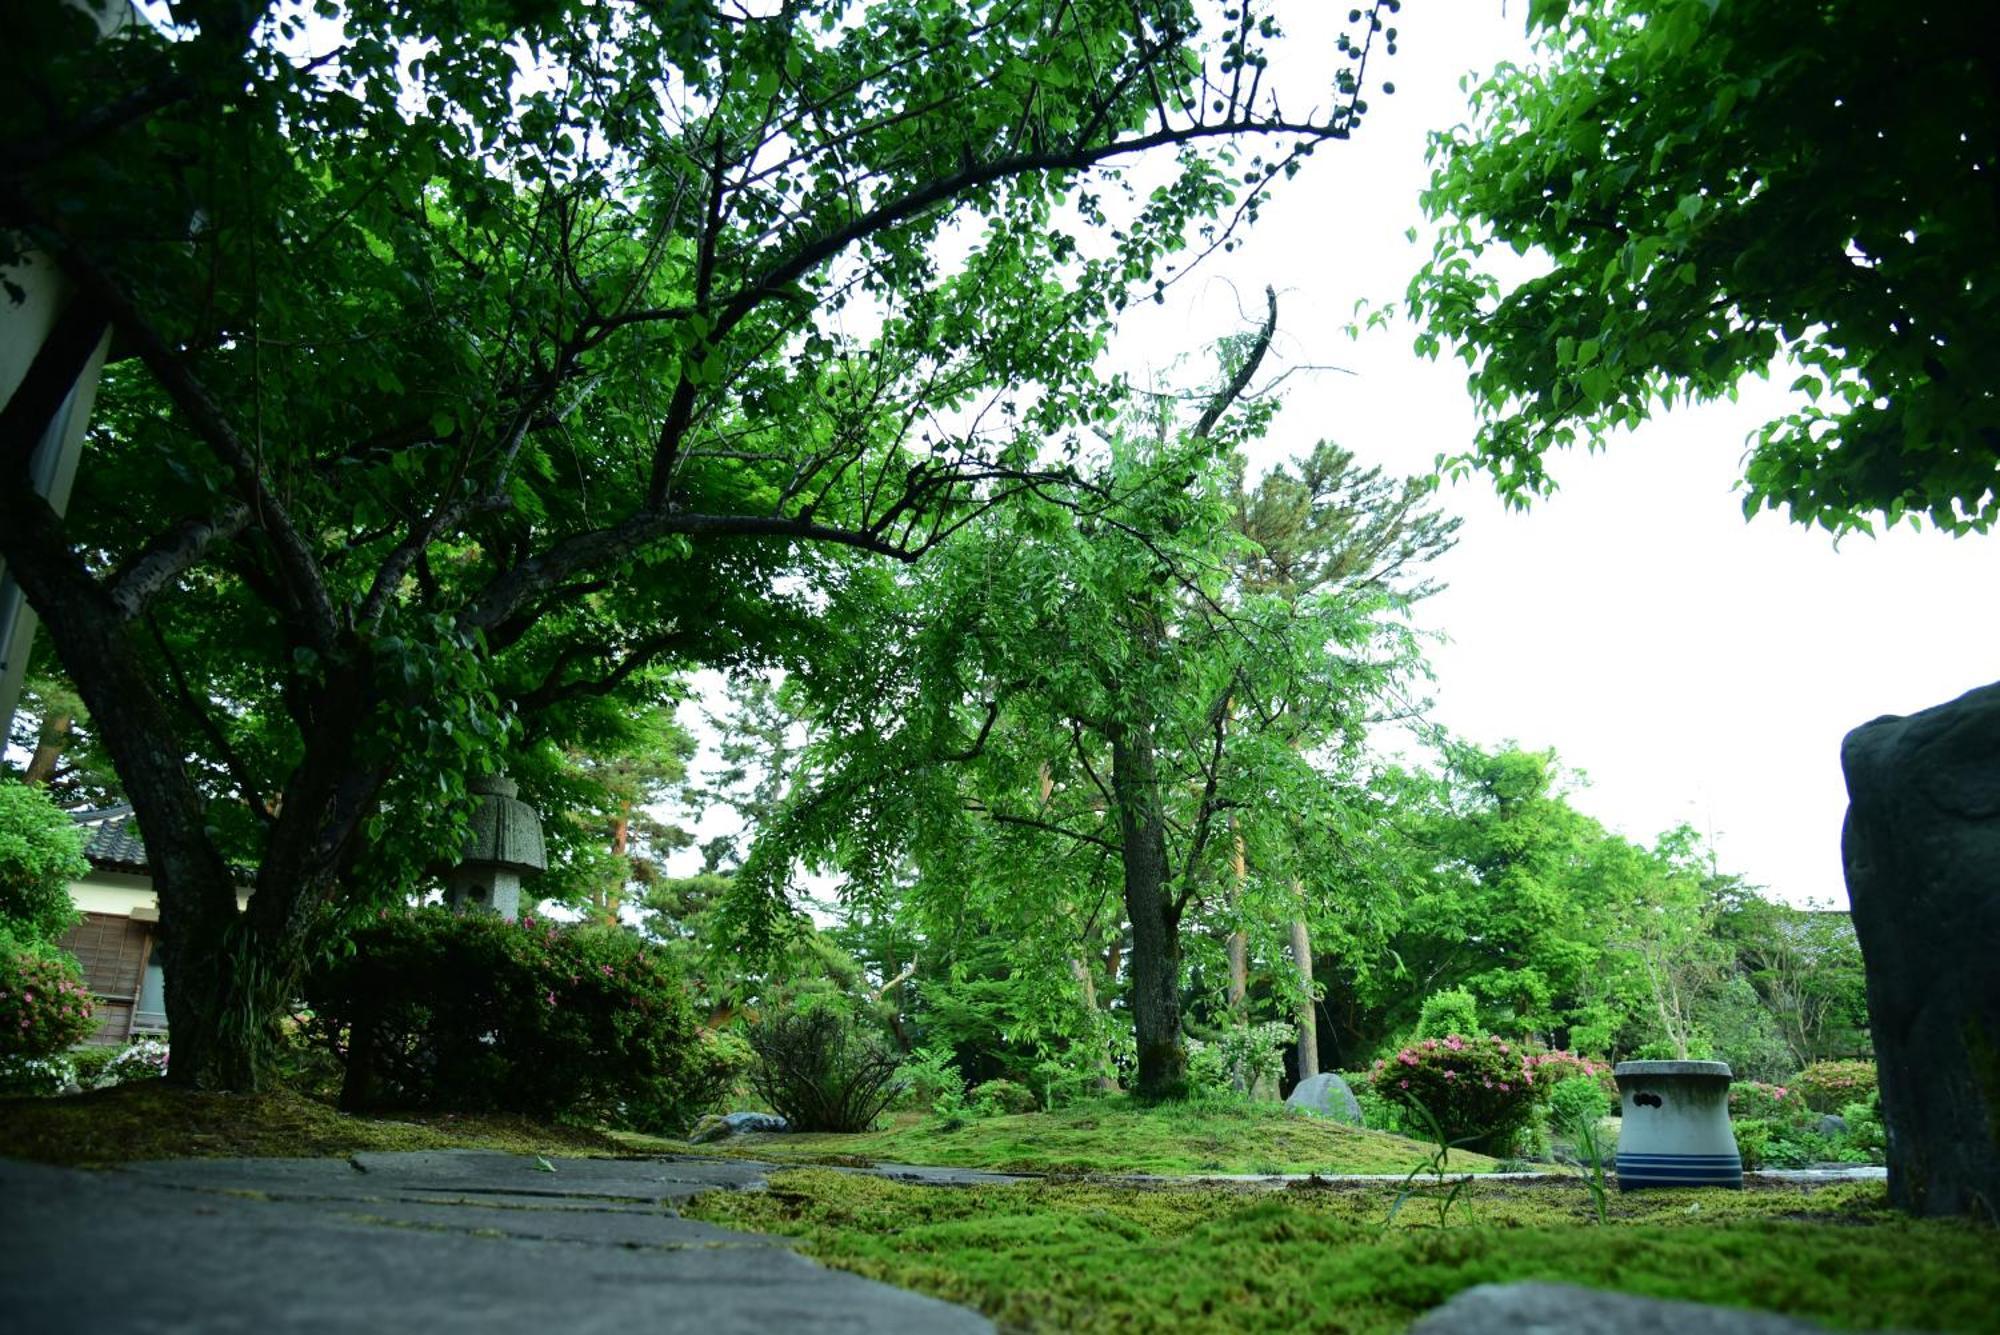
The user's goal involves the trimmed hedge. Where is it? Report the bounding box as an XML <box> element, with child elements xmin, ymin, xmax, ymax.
<box><xmin>304</xmin><ymin>908</ymin><xmax>735</xmax><ymax>1132</ymax></box>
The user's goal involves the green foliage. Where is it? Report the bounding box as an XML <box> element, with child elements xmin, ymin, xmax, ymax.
<box><xmin>1841</xmin><ymin>1094</ymin><xmax>1887</xmax><ymax>1160</ymax></box>
<box><xmin>97</xmin><ymin>1038</ymin><xmax>172</xmax><ymax>1088</ymax></box>
<box><xmin>1730</xmin><ymin>1081</ymin><xmax>1809</xmax><ymax>1127</ymax></box>
<box><xmin>1186</xmin><ymin>1022</ymin><xmax>1292</xmax><ymax>1097</ymax></box>
<box><xmin>0</xmin><ymin>781</ymin><xmax>88</xmax><ymax>947</ymax></box>
<box><xmin>687</xmin><ymin>1171</ymin><xmax>1993</xmax><ymax>1334</ymax></box>
<box><xmin>1414</xmin><ymin>988</ymin><xmax>1482</xmax><ymax>1040</ymax></box>
<box><xmin>1370</xmin><ymin>1035</ymin><xmax>1537</xmax><ymax>1156</ymax></box>
<box><xmin>0</xmin><ymin>944</ymin><xmax>96</xmax><ymax>1063</ymax></box>
<box><xmin>303</xmin><ymin>908</ymin><xmax>729</xmax><ymax>1132</ymax></box>
<box><xmin>1407</xmin><ymin>0</ymin><xmax>2000</xmax><ymax>536</ymax></box>
<box><xmin>1790</xmin><ymin>1060</ymin><xmax>1878</xmax><ymax>1114</ymax></box>
<box><xmin>969</xmin><ymin>1079</ymin><xmax>1040</xmax><ymax>1117</ymax></box>
<box><xmin>68</xmin><ymin>1044</ymin><xmax>120</xmax><ymax>1089</ymax></box>
<box><xmin>747</xmin><ymin>1009</ymin><xmax>904</xmax><ymax>1133</ymax></box>
<box><xmin>897</xmin><ymin>1046</ymin><xmax>970</xmax><ymax>1118</ymax></box>
<box><xmin>1732</xmin><ymin>1118</ymin><xmax>1774</xmax><ymax>1172</ymax></box>
<box><xmin>1546</xmin><ymin>1074</ymin><xmax>1610</xmax><ymax>1129</ymax></box>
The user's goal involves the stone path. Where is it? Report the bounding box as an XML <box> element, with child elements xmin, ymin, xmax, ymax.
<box><xmin>0</xmin><ymin>1151</ymin><xmax>991</xmax><ymax>1334</ymax></box>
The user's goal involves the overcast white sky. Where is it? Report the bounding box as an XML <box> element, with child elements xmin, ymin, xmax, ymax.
<box><xmin>1095</xmin><ymin>3</ymin><xmax>2000</xmax><ymax>906</ymax></box>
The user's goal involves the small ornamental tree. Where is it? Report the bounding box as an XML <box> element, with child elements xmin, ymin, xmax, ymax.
<box><xmin>1370</xmin><ymin>1034</ymin><xmax>1536</xmax><ymax>1156</ymax></box>
<box><xmin>0</xmin><ymin>781</ymin><xmax>88</xmax><ymax>947</ymax></box>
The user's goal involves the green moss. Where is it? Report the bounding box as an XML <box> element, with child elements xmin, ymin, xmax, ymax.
<box><xmin>0</xmin><ymin>1079</ymin><xmax>624</xmax><ymax>1166</ymax></box>
<box><xmin>686</xmin><ymin>1169</ymin><xmax>2000</xmax><ymax>1333</ymax></box>
<box><xmin>618</xmin><ymin>1094</ymin><xmax>1498</xmax><ymax>1176</ymax></box>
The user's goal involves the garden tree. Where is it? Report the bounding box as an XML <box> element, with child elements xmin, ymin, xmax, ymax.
<box><xmin>1712</xmin><ymin>886</ymin><xmax>1872</xmax><ymax>1068</ymax></box>
<box><xmin>1326</xmin><ymin>745</ymin><xmax>1729</xmax><ymax>1060</ymax></box>
<box><xmin>1584</xmin><ymin>825</ymin><xmax>1730</xmax><ymax>1061</ymax></box>
<box><xmin>0</xmin><ymin>0</ymin><xmax>1405</xmax><ymax>1088</ymax></box>
<box><xmin>1405</xmin><ymin>0</ymin><xmax>2000</xmax><ymax>535</ymax></box>
<box><xmin>1225</xmin><ymin>440</ymin><xmax>1458</xmax><ymax>1078</ymax></box>
<box><xmin>748</xmin><ymin>348</ymin><xmax>1433</xmax><ymax>1097</ymax></box>
<box><xmin>4</xmin><ymin>672</ymin><xmax>119</xmax><ymax>807</ymax></box>
<box><xmin>521</xmin><ymin>697</ymin><xmax>696</xmax><ymax>924</ymax></box>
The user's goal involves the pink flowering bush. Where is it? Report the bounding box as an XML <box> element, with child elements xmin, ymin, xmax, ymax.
<box><xmin>1729</xmin><ymin>1080</ymin><xmax>1811</xmax><ymax>1126</ymax></box>
<box><xmin>1790</xmin><ymin>1060</ymin><xmax>1877</xmax><ymax>1113</ymax></box>
<box><xmin>1369</xmin><ymin>1034</ymin><xmax>1537</xmax><ymax>1154</ymax></box>
<box><xmin>0</xmin><ymin>943</ymin><xmax>96</xmax><ymax>1061</ymax></box>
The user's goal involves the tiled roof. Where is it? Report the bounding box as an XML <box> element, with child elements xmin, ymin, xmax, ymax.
<box><xmin>70</xmin><ymin>805</ymin><xmax>149</xmax><ymax>874</ymax></box>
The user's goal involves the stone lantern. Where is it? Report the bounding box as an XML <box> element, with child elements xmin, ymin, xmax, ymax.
<box><xmin>443</xmin><ymin>770</ymin><xmax>546</xmax><ymax>921</ymax></box>
<box><xmin>1612</xmin><ymin>1060</ymin><xmax>1743</xmax><ymax>1190</ymax></box>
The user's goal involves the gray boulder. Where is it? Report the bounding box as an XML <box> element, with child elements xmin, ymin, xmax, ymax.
<box><xmin>1411</xmin><ymin>1283</ymin><xmax>1832</xmax><ymax>1333</ymax></box>
<box><xmin>1842</xmin><ymin>679</ymin><xmax>2000</xmax><ymax>1218</ymax></box>
<box><xmin>1814</xmin><ymin>1113</ymin><xmax>1848</xmax><ymax>1138</ymax></box>
<box><xmin>1285</xmin><ymin>1072</ymin><xmax>1363</xmax><ymax>1125</ymax></box>
<box><xmin>687</xmin><ymin>1111</ymin><xmax>789</xmax><ymax>1144</ymax></box>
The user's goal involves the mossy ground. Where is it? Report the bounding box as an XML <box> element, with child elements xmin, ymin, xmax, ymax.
<box><xmin>0</xmin><ymin>1079</ymin><xmax>623</xmax><ymax>1166</ymax></box>
<box><xmin>618</xmin><ymin>1095</ymin><xmax>1499</xmax><ymax>1176</ymax></box>
<box><xmin>685</xmin><ymin>1169</ymin><xmax>2000</xmax><ymax>1333</ymax></box>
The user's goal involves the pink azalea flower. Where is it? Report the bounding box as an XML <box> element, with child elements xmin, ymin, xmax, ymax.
<box><xmin>544</xmin><ymin>990</ymin><xmax>557</xmax><ymax>1007</ymax></box>
<box><xmin>1498</xmin><ymin>1082</ymin><xmax>1510</xmax><ymax>1092</ymax></box>
<box><xmin>1399</xmin><ymin>1079</ymin><xmax>1410</xmax><ymax>1089</ymax></box>
<box><xmin>1443</xmin><ymin>1070</ymin><xmax>1456</xmax><ymax>1081</ymax></box>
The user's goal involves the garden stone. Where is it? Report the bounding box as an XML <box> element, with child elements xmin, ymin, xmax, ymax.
<box><xmin>690</xmin><ymin>1111</ymin><xmax>790</xmax><ymax>1144</ymax></box>
<box><xmin>1411</xmin><ymin>1283</ymin><xmax>1835</xmax><ymax>1333</ymax></box>
<box><xmin>1841</xmin><ymin>679</ymin><xmax>2000</xmax><ymax>1218</ymax></box>
<box><xmin>1814</xmin><ymin>1114</ymin><xmax>1847</xmax><ymax>1138</ymax></box>
<box><xmin>1284</xmin><ymin>1072</ymin><xmax>1362</xmax><ymax>1125</ymax></box>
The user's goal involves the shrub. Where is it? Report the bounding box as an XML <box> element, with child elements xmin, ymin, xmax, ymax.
<box><xmin>70</xmin><ymin>1044</ymin><xmax>120</xmax><ymax>1088</ymax></box>
<box><xmin>896</xmin><ymin>1046</ymin><xmax>967</xmax><ymax>1118</ymax></box>
<box><xmin>1186</xmin><ymin>1021</ymin><xmax>1291</xmax><ymax>1096</ymax></box>
<box><xmin>1414</xmin><ymin>988</ymin><xmax>1483</xmax><ymax>1041</ymax></box>
<box><xmin>1733</xmin><ymin>1117</ymin><xmax>1773</xmax><ymax>1170</ymax></box>
<box><xmin>0</xmin><ymin>1051</ymin><xmax>76</xmax><ymax>1097</ymax></box>
<box><xmin>969</xmin><ymin>1078</ymin><xmax>1039</xmax><ymax>1116</ymax></box>
<box><xmin>1524</xmin><ymin>1049</ymin><xmax>1605</xmax><ymax>1097</ymax></box>
<box><xmin>304</xmin><ymin>907</ymin><xmax>730</xmax><ymax>1132</ymax></box>
<box><xmin>1729</xmin><ymin>1080</ymin><xmax>1809</xmax><ymax>1126</ymax></box>
<box><xmin>1370</xmin><ymin>1034</ymin><xmax>1535</xmax><ymax>1155</ymax></box>
<box><xmin>1548</xmin><ymin>1071</ymin><xmax>1612</xmax><ymax>1130</ymax></box>
<box><xmin>746</xmin><ymin>1008</ymin><xmax>903</xmax><ymax>1132</ymax></box>
<box><xmin>0</xmin><ymin>781</ymin><xmax>89</xmax><ymax>946</ymax></box>
<box><xmin>1791</xmin><ymin>1059</ymin><xmax>1876</xmax><ymax>1113</ymax></box>
<box><xmin>0</xmin><ymin>943</ymin><xmax>96</xmax><ymax>1062</ymax></box>
<box><xmin>100</xmin><ymin>1038</ymin><xmax>171</xmax><ymax>1087</ymax></box>
<box><xmin>1841</xmin><ymin>1093</ymin><xmax>1886</xmax><ymax>1161</ymax></box>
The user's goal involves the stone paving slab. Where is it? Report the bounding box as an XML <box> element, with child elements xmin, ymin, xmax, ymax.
<box><xmin>0</xmin><ymin>1155</ymin><xmax>991</xmax><ymax>1335</ymax></box>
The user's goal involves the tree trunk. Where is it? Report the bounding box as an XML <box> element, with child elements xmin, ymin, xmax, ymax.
<box><xmin>1226</xmin><ymin>824</ymin><xmax>1248</xmax><ymax>1022</ymax></box>
<box><xmin>1070</xmin><ymin>955</ymin><xmax>1120</xmax><ymax>1092</ymax></box>
<box><xmin>22</xmin><ymin>710</ymin><xmax>71</xmax><ymax>786</ymax></box>
<box><xmin>1289</xmin><ymin>905</ymin><xmax>1319</xmax><ymax>1082</ymax></box>
<box><xmin>1111</xmin><ymin>722</ymin><xmax>1184</xmax><ymax>1099</ymax></box>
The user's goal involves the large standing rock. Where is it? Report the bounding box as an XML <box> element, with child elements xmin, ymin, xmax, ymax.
<box><xmin>1841</xmin><ymin>680</ymin><xmax>2000</xmax><ymax>1220</ymax></box>
<box><xmin>1285</xmin><ymin>1072</ymin><xmax>1363</xmax><ymax>1125</ymax></box>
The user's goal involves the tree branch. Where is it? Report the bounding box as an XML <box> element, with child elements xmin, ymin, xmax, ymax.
<box><xmin>106</xmin><ymin>501</ymin><xmax>252</xmax><ymax>621</ymax></box>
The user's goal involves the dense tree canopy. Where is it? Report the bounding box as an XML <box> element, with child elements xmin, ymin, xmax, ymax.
<box><xmin>0</xmin><ymin>0</ymin><xmax>1402</xmax><ymax>1087</ymax></box>
<box><xmin>1406</xmin><ymin>0</ymin><xmax>2000</xmax><ymax>535</ymax></box>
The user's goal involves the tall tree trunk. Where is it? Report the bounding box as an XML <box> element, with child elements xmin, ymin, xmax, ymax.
<box><xmin>1289</xmin><ymin>899</ymin><xmax>1319</xmax><ymax>1081</ymax></box>
<box><xmin>22</xmin><ymin>710</ymin><xmax>71</xmax><ymax>786</ymax></box>
<box><xmin>1227</xmin><ymin>825</ymin><xmax>1248</xmax><ymax>1021</ymax></box>
<box><xmin>1111</xmin><ymin>722</ymin><xmax>1184</xmax><ymax>1099</ymax></box>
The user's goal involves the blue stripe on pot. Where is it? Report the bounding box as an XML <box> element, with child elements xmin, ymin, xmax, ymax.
<box><xmin>1614</xmin><ymin>1153</ymin><xmax>1743</xmax><ymax>1190</ymax></box>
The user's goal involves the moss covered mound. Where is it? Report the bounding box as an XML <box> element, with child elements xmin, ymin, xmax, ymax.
<box><xmin>0</xmin><ymin>1080</ymin><xmax>624</xmax><ymax>1166</ymax></box>
<box><xmin>686</xmin><ymin>1169</ymin><xmax>2000</xmax><ymax>1333</ymax></box>
<box><xmin>626</xmin><ymin>1095</ymin><xmax>1497</xmax><ymax>1177</ymax></box>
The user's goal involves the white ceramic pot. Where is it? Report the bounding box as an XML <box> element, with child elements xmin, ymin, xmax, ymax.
<box><xmin>1612</xmin><ymin>1060</ymin><xmax>1742</xmax><ymax>1190</ymax></box>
